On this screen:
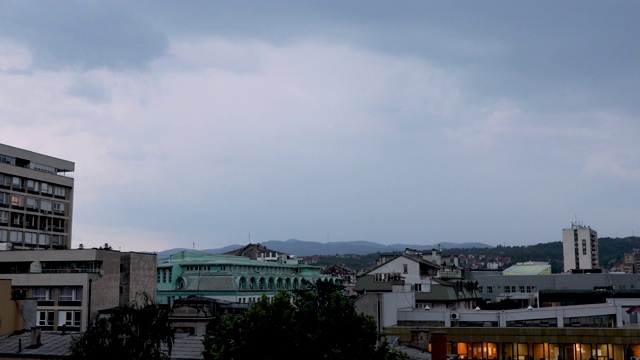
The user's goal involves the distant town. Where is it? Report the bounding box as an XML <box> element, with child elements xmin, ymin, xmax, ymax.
<box><xmin>2</xmin><ymin>143</ymin><xmax>640</xmax><ymax>360</ymax></box>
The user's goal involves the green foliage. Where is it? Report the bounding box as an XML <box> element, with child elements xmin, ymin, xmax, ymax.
<box><xmin>204</xmin><ymin>280</ymin><xmax>407</xmax><ymax>360</ymax></box>
<box><xmin>69</xmin><ymin>294</ymin><xmax>174</xmax><ymax>360</ymax></box>
<box><xmin>305</xmin><ymin>237</ymin><xmax>640</xmax><ymax>273</ymax></box>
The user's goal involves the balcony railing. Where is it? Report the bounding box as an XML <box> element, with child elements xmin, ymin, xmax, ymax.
<box><xmin>36</xmin><ymin>268</ymin><xmax>101</xmax><ymax>274</ymax></box>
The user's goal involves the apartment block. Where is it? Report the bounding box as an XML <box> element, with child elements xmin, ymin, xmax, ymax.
<box><xmin>0</xmin><ymin>249</ymin><xmax>156</xmax><ymax>332</ymax></box>
<box><xmin>0</xmin><ymin>143</ymin><xmax>74</xmax><ymax>249</ymax></box>
<box><xmin>562</xmin><ymin>222</ymin><xmax>599</xmax><ymax>273</ymax></box>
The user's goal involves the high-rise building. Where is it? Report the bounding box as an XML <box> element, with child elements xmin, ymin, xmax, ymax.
<box><xmin>562</xmin><ymin>222</ymin><xmax>599</xmax><ymax>273</ymax></box>
<box><xmin>0</xmin><ymin>143</ymin><xmax>74</xmax><ymax>249</ymax></box>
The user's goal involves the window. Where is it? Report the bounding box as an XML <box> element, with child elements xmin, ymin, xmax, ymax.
<box><xmin>39</xmin><ymin>234</ymin><xmax>50</xmax><ymax>246</ymax></box>
<box><xmin>33</xmin><ymin>287</ymin><xmax>53</xmax><ymax>301</ymax></box>
<box><xmin>26</xmin><ymin>197</ymin><xmax>37</xmax><ymax>210</ymax></box>
<box><xmin>0</xmin><ymin>230</ymin><xmax>7</xmax><ymax>242</ymax></box>
<box><xmin>0</xmin><ymin>192</ymin><xmax>8</xmax><ymax>205</ymax></box>
<box><xmin>0</xmin><ymin>174</ymin><xmax>10</xmax><ymax>187</ymax></box>
<box><xmin>54</xmin><ymin>186</ymin><xmax>66</xmax><ymax>198</ymax></box>
<box><xmin>0</xmin><ymin>211</ymin><xmax>7</xmax><ymax>224</ymax></box>
<box><xmin>478</xmin><ymin>286</ymin><xmax>484</xmax><ymax>293</ymax></box>
<box><xmin>10</xmin><ymin>195</ymin><xmax>24</xmax><ymax>207</ymax></box>
<box><xmin>403</xmin><ymin>264</ymin><xmax>408</xmax><ymax>274</ymax></box>
<box><xmin>53</xmin><ymin>202</ymin><xmax>64</xmax><ymax>215</ymax></box>
<box><xmin>526</xmin><ymin>286</ymin><xmax>532</xmax><ymax>293</ymax></box>
<box><xmin>25</xmin><ymin>232</ymin><xmax>37</xmax><ymax>244</ymax></box>
<box><xmin>519</xmin><ymin>286</ymin><xmax>525</xmax><ymax>293</ymax></box>
<box><xmin>162</xmin><ymin>271</ymin><xmax>167</xmax><ymax>283</ymax></box>
<box><xmin>12</xmin><ymin>177</ymin><xmax>23</xmax><ymax>189</ymax></box>
<box><xmin>157</xmin><ymin>270</ymin><xmax>161</xmax><ymax>283</ymax></box>
<box><xmin>41</xmin><ymin>182</ymin><xmax>52</xmax><ymax>195</ymax></box>
<box><xmin>11</xmin><ymin>212</ymin><xmax>22</xmax><ymax>225</ymax></box>
<box><xmin>33</xmin><ymin>287</ymin><xmax>47</xmax><ymax>300</ymax></box>
<box><xmin>38</xmin><ymin>311</ymin><xmax>54</xmax><ymax>326</ymax></box>
<box><xmin>58</xmin><ymin>310</ymin><xmax>81</xmax><ymax>327</ymax></box>
<box><xmin>27</xmin><ymin>180</ymin><xmax>39</xmax><ymax>192</ymax></box>
<box><xmin>487</xmin><ymin>286</ymin><xmax>493</xmax><ymax>293</ymax></box>
<box><xmin>414</xmin><ymin>283</ymin><xmax>422</xmax><ymax>292</ymax></box>
<box><xmin>9</xmin><ymin>231</ymin><xmax>21</xmax><ymax>243</ymax></box>
<box><xmin>40</xmin><ymin>201</ymin><xmax>52</xmax><ymax>214</ymax></box>
<box><xmin>59</xmin><ymin>287</ymin><xmax>73</xmax><ymax>301</ymax></box>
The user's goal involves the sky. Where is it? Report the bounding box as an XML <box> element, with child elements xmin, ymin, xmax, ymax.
<box><xmin>1</xmin><ymin>1</ymin><xmax>639</xmax><ymax>252</ymax></box>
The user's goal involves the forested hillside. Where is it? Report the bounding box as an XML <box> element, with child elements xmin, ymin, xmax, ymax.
<box><xmin>305</xmin><ymin>237</ymin><xmax>640</xmax><ymax>274</ymax></box>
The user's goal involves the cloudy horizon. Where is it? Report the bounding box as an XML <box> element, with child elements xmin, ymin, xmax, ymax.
<box><xmin>1</xmin><ymin>1</ymin><xmax>639</xmax><ymax>252</ymax></box>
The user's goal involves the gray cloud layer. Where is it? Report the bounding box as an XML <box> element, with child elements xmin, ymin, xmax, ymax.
<box><xmin>1</xmin><ymin>1</ymin><xmax>639</xmax><ymax>251</ymax></box>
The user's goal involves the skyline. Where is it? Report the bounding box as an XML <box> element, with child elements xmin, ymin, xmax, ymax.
<box><xmin>1</xmin><ymin>2</ymin><xmax>639</xmax><ymax>252</ymax></box>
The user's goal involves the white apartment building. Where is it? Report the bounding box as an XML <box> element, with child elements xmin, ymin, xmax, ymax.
<box><xmin>562</xmin><ymin>222</ymin><xmax>599</xmax><ymax>273</ymax></box>
<box><xmin>0</xmin><ymin>143</ymin><xmax>74</xmax><ymax>249</ymax></box>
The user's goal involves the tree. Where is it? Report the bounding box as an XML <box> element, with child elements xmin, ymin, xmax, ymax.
<box><xmin>69</xmin><ymin>294</ymin><xmax>174</xmax><ymax>360</ymax></box>
<box><xmin>204</xmin><ymin>280</ymin><xmax>406</xmax><ymax>360</ymax></box>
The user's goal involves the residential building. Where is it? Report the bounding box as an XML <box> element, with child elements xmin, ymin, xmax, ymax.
<box><xmin>0</xmin><ymin>248</ymin><xmax>156</xmax><ymax>332</ymax></box>
<box><xmin>156</xmin><ymin>249</ymin><xmax>337</xmax><ymax>305</ymax></box>
<box><xmin>354</xmin><ymin>249</ymin><xmax>481</xmax><ymax>331</ymax></box>
<box><xmin>623</xmin><ymin>249</ymin><xmax>640</xmax><ymax>274</ymax></box>
<box><xmin>0</xmin><ymin>143</ymin><xmax>74</xmax><ymax>249</ymax></box>
<box><xmin>562</xmin><ymin>222</ymin><xmax>599</xmax><ymax>272</ymax></box>
<box><xmin>223</xmin><ymin>242</ymin><xmax>285</xmax><ymax>261</ymax></box>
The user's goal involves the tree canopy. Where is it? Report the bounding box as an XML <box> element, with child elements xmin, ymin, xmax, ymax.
<box><xmin>204</xmin><ymin>280</ymin><xmax>406</xmax><ymax>360</ymax></box>
<box><xmin>69</xmin><ymin>294</ymin><xmax>174</xmax><ymax>360</ymax></box>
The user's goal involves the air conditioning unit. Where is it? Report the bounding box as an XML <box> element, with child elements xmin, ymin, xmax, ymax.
<box><xmin>451</xmin><ymin>313</ymin><xmax>459</xmax><ymax>320</ymax></box>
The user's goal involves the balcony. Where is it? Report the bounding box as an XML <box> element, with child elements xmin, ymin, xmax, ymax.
<box><xmin>36</xmin><ymin>268</ymin><xmax>102</xmax><ymax>274</ymax></box>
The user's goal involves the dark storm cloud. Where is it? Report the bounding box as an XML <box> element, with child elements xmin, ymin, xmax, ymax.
<box><xmin>0</xmin><ymin>1</ymin><xmax>168</xmax><ymax>71</ymax></box>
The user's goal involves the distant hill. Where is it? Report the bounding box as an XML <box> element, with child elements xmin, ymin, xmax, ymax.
<box><xmin>156</xmin><ymin>239</ymin><xmax>493</xmax><ymax>258</ymax></box>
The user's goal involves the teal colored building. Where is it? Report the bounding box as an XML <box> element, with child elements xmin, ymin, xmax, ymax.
<box><xmin>157</xmin><ymin>250</ymin><xmax>337</xmax><ymax>305</ymax></box>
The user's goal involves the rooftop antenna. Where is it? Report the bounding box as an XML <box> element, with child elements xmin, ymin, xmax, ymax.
<box><xmin>248</xmin><ymin>232</ymin><xmax>251</xmax><ymax>244</ymax></box>
<box><xmin>192</xmin><ymin>242</ymin><xmax>195</xmax><ymax>250</ymax></box>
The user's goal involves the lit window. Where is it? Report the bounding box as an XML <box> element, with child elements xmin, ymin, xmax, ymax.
<box><xmin>10</xmin><ymin>195</ymin><xmax>24</xmax><ymax>207</ymax></box>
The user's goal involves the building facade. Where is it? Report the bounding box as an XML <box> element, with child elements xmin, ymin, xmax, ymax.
<box><xmin>0</xmin><ymin>249</ymin><xmax>156</xmax><ymax>332</ymax></box>
<box><xmin>156</xmin><ymin>250</ymin><xmax>337</xmax><ymax>305</ymax></box>
<box><xmin>0</xmin><ymin>143</ymin><xmax>74</xmax><ymax>249</ymax></box>
<box><xmin>562</xmin><ymin>223</ymin><xmax>599</xmax><ymax>273</ymax></box>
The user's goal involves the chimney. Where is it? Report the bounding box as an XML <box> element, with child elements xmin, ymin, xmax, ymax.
<box><xmin>30</xmin><ymin>327</ymin><xmax>41</xmax><ymax>347</ymax></box>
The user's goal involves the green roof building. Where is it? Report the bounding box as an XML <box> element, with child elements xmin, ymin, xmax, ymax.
<box><xmin>157</xmin><ymin>250</ymin><xmax>337</xmax><ymax>305</ymax></box>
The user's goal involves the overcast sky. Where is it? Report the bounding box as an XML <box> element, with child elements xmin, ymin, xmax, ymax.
<box><xmin>1</xmin><ymin>1</ymin><xmax>639</xmax><ymax>252</ymax></box>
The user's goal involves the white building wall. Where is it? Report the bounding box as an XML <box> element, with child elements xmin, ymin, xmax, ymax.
<box><xmin>562</xmin><ymin>224</ymin><xmax>598</xmax><ymax>272</ymax></box>
<box><xmin>368</xmin><ymin>257</ymin><xmax>432</xmax><ymax>289</ymax></box>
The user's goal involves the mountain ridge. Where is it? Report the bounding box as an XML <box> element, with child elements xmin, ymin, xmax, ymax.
<box><xmin>156</xmin><ymin>239</ymin><xmax>493</xmax><ymax>258</ymax></box>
